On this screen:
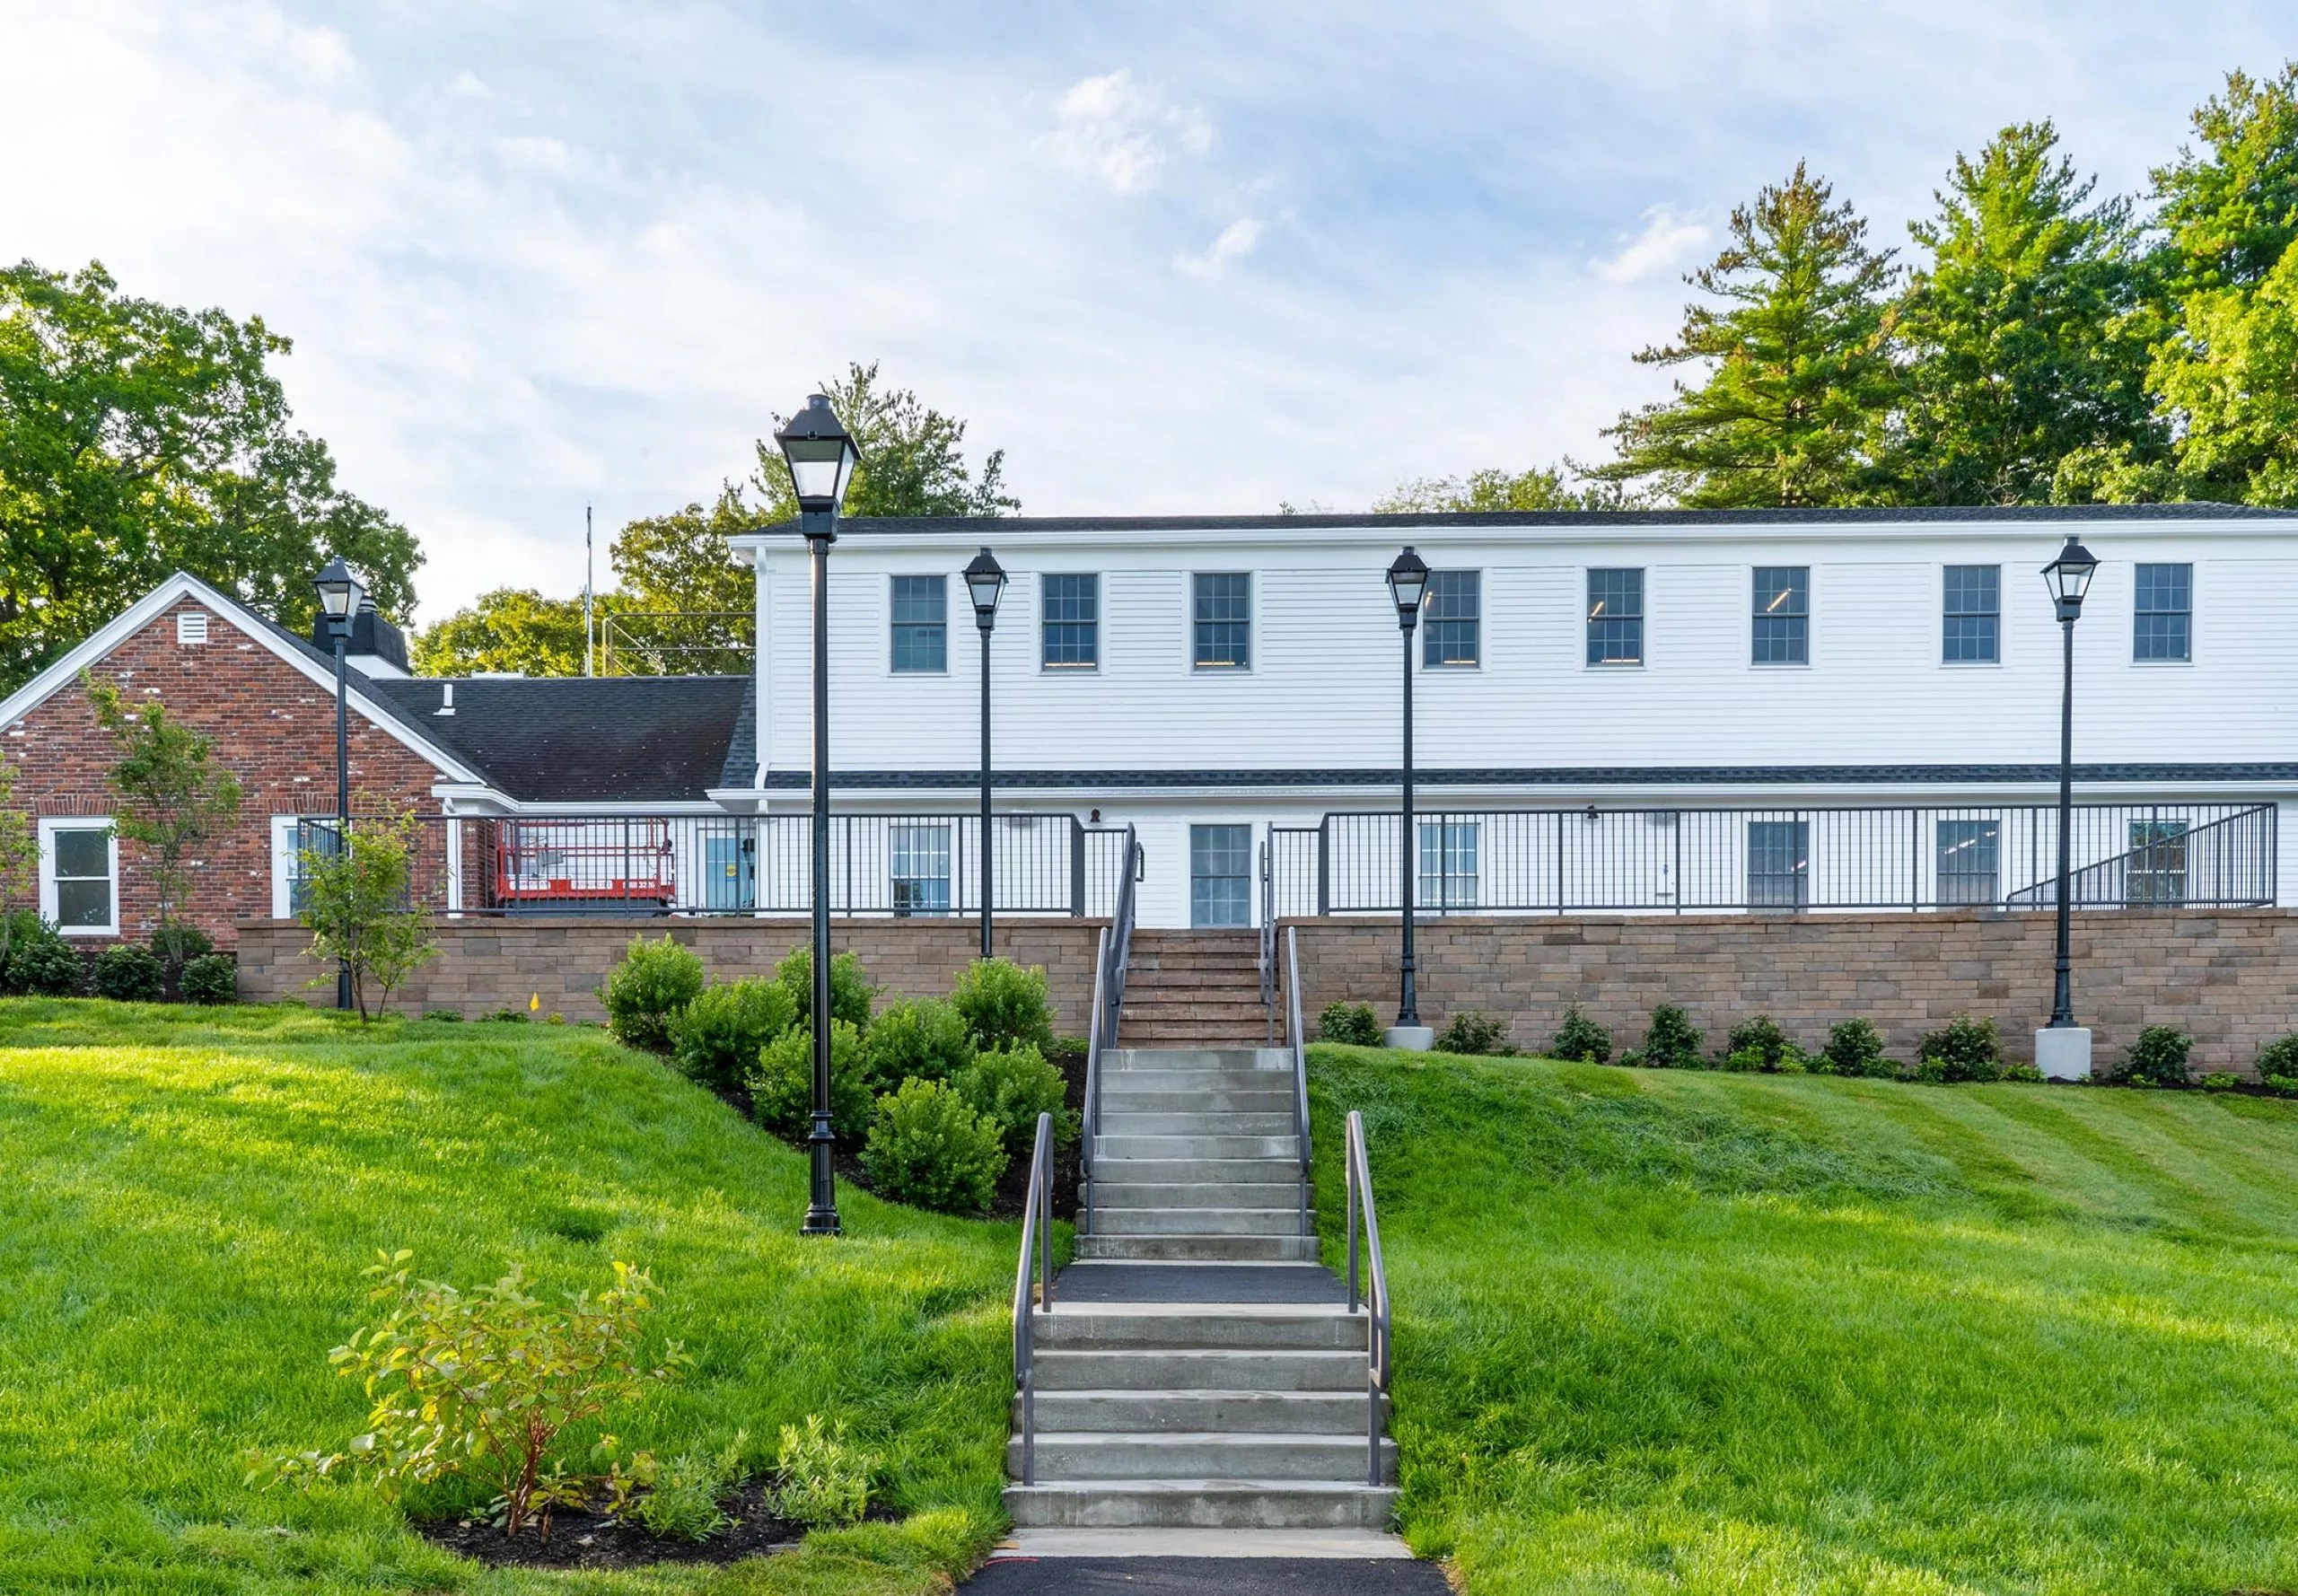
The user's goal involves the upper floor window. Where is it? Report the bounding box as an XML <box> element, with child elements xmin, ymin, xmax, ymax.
<box><xmin>1586</xmin><ymin>568</ymin><xmax>1644</xmax><ymax>666</ymax></box>
<box><xmin>1943</xmin><ymin>565</ymin><xmax>2000</xmax><ymax>663</ymax></box>
<box><xmin>1193</xmin><ymin>573</ymin><xmax>1250</xmax><ymax>669</ymax></box>
<box><xmin>1751</xmin><ymin>566</ymin><xmax>1808</xmax><ymax>665</ymax></box>
<box><xmin>39</xmin><ymin>818</ymin><xmax>117</xmax><ymax>936</ymax></box>
<box><xmin>890</xmin><ymin>574</ymin><xmax>947</xmax><ymax>673</ymax></box>
<box><xmin>1422</xmin><ymin>571</ymin><xmax>1480</xmax><ymax>667</ymax></box>
<box><xmin>2134</xmin><ymin>563</ymin><xmax>2192</xmax><ymax>662</ymax></box>
<box><xmin>1042</xmin><ymin>574</ymin><xmax>1099</xmax><ymax>669</ymax></box>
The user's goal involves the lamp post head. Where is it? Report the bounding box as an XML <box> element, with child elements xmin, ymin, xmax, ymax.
<box><xmin>774</xmin><ymin>394</ymin><xmax>861</xmax><ymax>519</ymax></box>
<box><xmin>1386</xmin><ymin>546</ymin><xmax>1430</xmax><ymax>630</ymax></box>
<box><xmin>2042</xmin><ymin>536</ymin><xmax>2098</xmax><ymax>621</ymax></box>
<box><xmin>964</xmin><ymin>547</ymin><xmax>1007</xmax><ymax>631</ymax></box>
<box><xmin>311</xmin><ymin>556</ymin><xmax>364</xmax><ymax>635</ymax></box>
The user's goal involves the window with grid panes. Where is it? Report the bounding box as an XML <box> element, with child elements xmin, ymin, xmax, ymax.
<box><xmin>1422</xmin><ymin>571</ymin><xmax>1479</xmax><ymax>667</ymax></box>
<box><xmin>1943</xmin><ymin>566</ymin><xmax>2000</xmax><ymax>662</ymax></box>
<box><xmin>2134</xmin><ymin>563</ymin><xmax>2191</xmax><ymax>662</ymax></box>
<box><xmin>1192</xmin><ymin>573</ymin><xmax>1250</xmax><ymax>668</ymax></box>
<box><xmin>1041</xmin><ymin>574</ymin><xmax>1098</xmax><ymax>668</ymax></box>
<box><xmin>890</xmin><ymin>575</ymin><xmax>947</xmax><ymax>672</ymax></box>
<box><xmin>1586</xmin><ymin>569</ymin><xmax>1644</xmax><ymax>665</ymax></box>
<box><xmin>1751</xmin><ymin>567</ymin><xmax>1808</xmax><ymax>664</ymax></box>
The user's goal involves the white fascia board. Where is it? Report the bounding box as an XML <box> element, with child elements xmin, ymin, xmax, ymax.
<box><xmin>0</xmin><ymin>571</ymin><xmax>487</xmax><ymax>786</ymax></box>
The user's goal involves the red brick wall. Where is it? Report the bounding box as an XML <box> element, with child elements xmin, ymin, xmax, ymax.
<box><xmin>1288</xmin><ymin>910</ymin><xmax>2298</xmax><ymax>1075</ymax></box>
<box><xmin>1</xmin><ymin>601</ymin><xmax>450</xmax><ymax>949</ymax></box>
<box><xmin>233</xmin><ymin>915</ymin><xmax>1109</xmax><ymax>1026</ymax></box>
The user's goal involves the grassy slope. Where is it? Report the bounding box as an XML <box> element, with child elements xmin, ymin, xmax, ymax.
<box><xmin>0</xmin><ymin>1001</ymin><xmax>1035</xmax><ymax>1596</ymax></box>
<box><xmin>1310</xmin><ymin>1044</ymin><xmax>2298</xmax><ymax>1596</ymax></box>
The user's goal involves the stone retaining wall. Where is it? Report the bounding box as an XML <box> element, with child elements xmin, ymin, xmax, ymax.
<box><xmin>232</xmin><ymin>917</ymin><xmax>1109</xmax><ymax>1030</ymax></box>
<box><xmin>1287</xmin><ymin>909</ymin><xmax>2298</xmax><ymax>1074</ymax></box>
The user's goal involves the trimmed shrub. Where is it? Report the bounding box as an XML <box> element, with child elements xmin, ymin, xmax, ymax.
<box><xmin>953</xmin><ymin>1043</ymin><xmax>1071</xmax><ymax>1157</ymax></box>
<box><xmin>151</xmin><ymin>922</ymin><xmax>214</xmax><ymax>970</ymax></box>
<box><xmin>951</xmin><ymin>958</ymin><xmax>1054</xmax><ymax>1052</ymax></box>
<box><xmin>2200</xmin><ymin>1072</ymin><xmax>2241</xmax><ymax>1092</ymax></box>
<box><xmin>92</xmin><ymin>943</ymin><xmax>164</xmax><ymax>1002</ymax></box>
<box><xmin>1916</xmin><ymin>1014</ymin><xmax>2004</xmax><ymax>1083</ymax></box>
<box><xmin>749</xmin><ymin>1022</ymin><xmax>873</xmax><ymax>1146</ymax></box>
<box><xmin>1639</xmin><ymin>1004</ymin><xmax>1704</xmax><ymax>1070</ymax></box>
<box><xmin>601</xmin><ymin>935</ymin><xmax>706</xmax><ymax>1051</ymax></box>
<box><xmin>774</xmin><ymin>1415</ymin><xmax>873</xmax><ymax>1530</ymax></box>
<box><xmin>424</xmin><ymin>1009</ymin><xmax>465</xmax><ymax>1022</ymax></box>
<box><xmin>865</xmin><ymin>997</ymin><xmax>976</xmax><ymax>1086</ymax></box>
<box><xmin>860</xmin><ymin>1079</ymin><xmax>1006</xmax><ymax>1214</ymax></box>
<box><xmin>2111</xmin><ymin>1025</ymin><xmax>2192</xmax><ymax>1087</ymax></box>
<box><xmin>1820</xmin><ymin>1019</ymin><xmax>1892</xmax><ymax>1078</ymax></box>
<box><xmin>2259</xmin><ymin>1035</ymin><xmax>2298</xmax><ymax>1081</ymax></box>
<box><xmin>668</xmin><ymin>978</ymin><xmax>797</xmax><ymax>1093</ymax></box>
<box><xmin>9</xmin><ymin>938</ymin><xmax>85</xmax><ymax>996</ymax></box>
<box><xmin>1549</xmin><ymin>1007</ymin><xmax>1611</xmax><ymax>1064</ymax></box>
<box><xmin>634</xmin><ymin>1432</ymin><xmax>745</xmax><ymax>1542</ymax></box>
<box><xmin>772</xmin><ymin>945</ymin><xmax>875</xmax><ymax>1034</ymax></box>
<box><xmin>1437</xmin><ymin>1011</ymin><xmax>1509</xmax><ymax>1057</ymax></box>
<box><xmin>178</xmin><ymin>952</ymin><xmax>237</xmax><ymax>1005</ymax></box>
<box><xmin>1317</xmin><ymin>1002</ymin><xmax>1381</xmax><ymax>1046</ymax></box>
<box><xmin>1724</xmin><ymin>1015</ymin><xmax>1793</xmax><ymax>1072</ymax></box>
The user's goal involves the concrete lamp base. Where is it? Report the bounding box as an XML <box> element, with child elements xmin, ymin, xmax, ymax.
<box><xmin>1383</xmin><ymin>1025</ymin><xmax>1434</xmax><ymax>1052</ymax></box>
<box><xmin>2034</xmin><ymin>1026</ymin><xmax>2092</xmax><ymax>1082</ymax></box>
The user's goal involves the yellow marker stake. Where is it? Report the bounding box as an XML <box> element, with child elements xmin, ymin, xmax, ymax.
<box><xmin>530</xmin><ymin>993</ymin><xmax>540</xmax><ymax>1013</ymax></box>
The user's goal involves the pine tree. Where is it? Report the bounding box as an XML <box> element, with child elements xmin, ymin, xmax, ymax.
<box><xmin>1889</xmin><ymin>122</ymin><xmax>2162</xmax><ymax>504</ymax></box>
<box><xmin>1592</xmin><ymin>163</ymin><xmax>1899</xmax><ymax>507</ymax></box>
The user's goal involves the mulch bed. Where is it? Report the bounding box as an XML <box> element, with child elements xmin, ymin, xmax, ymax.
<box><xmin>415</xmin><ymin>1481</ymin><xmax>803</xmax><ymax>1571</ymax></box>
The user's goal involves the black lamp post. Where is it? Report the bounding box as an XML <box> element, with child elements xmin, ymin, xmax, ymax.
<box><xmin>963</xmin><ymin>548</ymin><xmax>1007</xmax><ymax>959</ymax></box>
<box><xmin>776</xmin><ymin>393</ymin><xmax>861</xmax><ymax>1237</ymax></box>
<box><xmin>1385</xmin><ymin>548</ymin><xmax>1430</xmax><ymax>1041</ymax></box>
<box><xmin>2040</xmin><ymin>536</ymin><xmax>2099</xmax><ymax>1046</ymax></box>
<box><xmin>311</xmin><ymin>556</ymin><xmax>364</xmax><ymax>1013</ymax></box>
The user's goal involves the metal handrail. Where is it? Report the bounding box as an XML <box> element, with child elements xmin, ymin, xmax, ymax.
<box><xmin>1285</xmin><ymin>925</ymin><xmax>1311</xmax><ymax>1236</ymax></box>
<box><xmin>1259</xmin><ymin>837</ymin><xmax>1276</xmax><ymax>1044</ymax></box>
<box><xmin>1081</xmin><ymin>825</ymin><xmax>1142</xmax><ymax>1235</ymax></box>
<box><xmin>1344</xmin><ymin>1108</ymin><xmax>1390</xmax><ymax>1488</ymax></box>
<box><xmin>1010</xmin><ymin>1110</ymin><xmax>1057</xmax><ymax>1486</ymax></box>
<box><xmin>1080</xmin><ymin>926</ymin><xmax>1109</xmax><ymax>1235</ymax></box>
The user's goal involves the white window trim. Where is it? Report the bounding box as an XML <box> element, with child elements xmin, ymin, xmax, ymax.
<box><xmin>39</xmin><ymin>816</ymin><xmax>118</xmax><ymax>938</ymax></box>
<box><xmin>889</xmin><ymin>572</ymin><xmax>951</xmax><ymax>676</ymax></box>
<box><xmin>1939</xmin><ymin>562</ymin><xmax>2007</xmax><ymax>669</ymax></box>
<box><xmin>1039</xmin><ymin>571</ymin><xmax>1101</xmax><ymax>673</ymax></box>
<box><xmin>1418</xmin><ymin>568</ymin><xmax>1484</xmax><ymax>671</ymax></box>
<box><xmin>1582</xmin><ymin>566</ymin><xmax>1648</xmax><ymax>670</ymax></box>
<box><xmin>1188</xmin><ymin>571</ymin><xmax>1255</xmax><ymax>674</ymax></box>
<box><xmin>269</xmin><ymin>815</ymin><xmax>306</xmax><ymax>920</ymax></box>
<box><xmin>1749</xmin><ymin>565</ymin><xmax>1813</xmax><ymax>670</ymax></box>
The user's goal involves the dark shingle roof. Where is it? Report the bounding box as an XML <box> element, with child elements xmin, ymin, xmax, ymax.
<box><xmin>366</xmin><ymin>675</ymin><xmax>750</xmax><ymax>803</ymax></box>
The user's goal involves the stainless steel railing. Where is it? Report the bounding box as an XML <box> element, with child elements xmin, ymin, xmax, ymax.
<box><xmin>1344</xmin><ymin>1108</ymin><xmax>1390</xmax><ymax>1488</ymax></box>
<box><xmin>1010</xmin><ymin>1110</ymin><xmax>1057</xmax><ymax>1486</ymax></box>
<box><xmin>1286</xmin><ymin>925</ymin><xmax>1311</xmax><ymax>1238</ymax></box>
<box><xmin>1080</xmin><ymin>824</ymin><xmax>1142</xmax><ymax>1235</ymax></box>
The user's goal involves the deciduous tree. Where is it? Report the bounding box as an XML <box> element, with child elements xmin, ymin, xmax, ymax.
<box><xmin>295</xmin><ymin>810</ymin><xmax>436</xmax><ymax>1020</ymax></box>
<box><xmin>410</xmin><ymin>589</ymin><xmax>595</xmax><ymax>678</ymax></box>
<box><xmin>1373</xmin><ymin>465</ymin><xmax>1638</xmax><ymax>513</ymax></box>
<box><xmin>86</xmin><ymin>676</ymin><xmax>242</xmax><ymax>965</ymax></box>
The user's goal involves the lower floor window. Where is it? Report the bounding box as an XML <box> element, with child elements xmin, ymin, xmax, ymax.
<box><xmin>2127</xmin><ymin>820</ymin><xmax>2188</xmax><ymax>906</ymax></box>
<box><xmin>1747</xmin><ymin>820</ymin><xmax>1808</xmax><ymax>910</ymax></box>
<box><xmin>890</xmin><ymin>823</ymin><xmax>952</xmax><ymax>916</ymax></box>
<box><xmin>1935</xmin><ymin>820</ymin><xmax>2000</xmax><ymax>905</ymax></box>
<box><xmin>41</xmin><ymin>819</ymin><xmax>118</xmax><ymax>934</ymax></box>
<box><xmin>1418</xmin><ymin>820</ymin><xmax>1479</xmax><ymax>910</ymax></box>
<box><xmin>1190</xmin><ymin>824</ymin><xmax>1252</xmax><ymax>928</ymax></box>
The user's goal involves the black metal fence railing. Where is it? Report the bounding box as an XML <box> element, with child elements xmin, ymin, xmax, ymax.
<box><xmin>1272</xmin><ymin>802</ymin><xmax>2278</xmax><ymax>916</ymax></box>
<box><xmin>291</xmin><ymin>813</ymin><xmax>1140</xmax><ymax>919</ymax></box>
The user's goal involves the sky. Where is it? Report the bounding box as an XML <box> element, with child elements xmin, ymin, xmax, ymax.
<box><xmin>1</xmin><ymin>2</ymin><xmax>2289</xmax><ymax>623</ymax></box>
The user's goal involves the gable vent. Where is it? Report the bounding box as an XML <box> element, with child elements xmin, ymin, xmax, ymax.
<box><xmin>176</xmin><ymin>611</ymin><xmax>210</xmax><ymax>645</ymax></box>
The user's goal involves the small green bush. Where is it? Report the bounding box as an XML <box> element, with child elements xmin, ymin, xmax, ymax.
<box><xmin>749</xmin><ymin>1022</ymin><xmax>874</xmax><ymax>1147</ymax></box>
<box><xmin>1916</xmin><ymin>1015</ymin><xmax>2004</xmax><ymax>1083</ymax></box>
<box><xmin>8</xmin><ymin>937</ymin><xmax>85</xmax><ymax>996</ymax></box>
<box><xmin>864</xmin><ymin>997</ymin><xmax>976</xmax><ymax>1086</ymax></box>
<box><xmin>1318</xmin><ymin>1002</ymin><xmax>1381</xmax><ymax>1046</ymax></box>
<box><xmin>668</xmin><ymin>978</ymin><xmax>796</xmax><ymax>1093</ymax></box>
<box><xmin>1724</xmin><ymin>1015</ymin><xmax>1793</xmax><ymax>1072</ymax></box>
<box><xmin>151</xmin><ymin>922</ymin><xmax>214</xmax><ymax>969</ymax></box>
<box><xmin>0</xmin><ymin>908</ymin><xmax>53</xmax><ymax>994</ymax></box>
<box><xmin>773</xmin><ymin>944</ymin><xmax>876</xmax><ymax>1034</ymax></box>
<box><xmin>178</xmin><ymin>952</ymin><xmax>237</xmax><ymax>1005</ymax></box>
<box><xmin>1549</xmin><ymin>1006</ymin><xmax>1611</xmax><ymax>1064</ymax></box>
<box><xmin>774</xmin><ymin>1414</ymin><xmax>873</xmax><ymax>1530</ymax></box>
<box><xmin>601</xmin><ymin>935</ymin><xmax>706</xmax><ymax>1051</ymax></box>
<box><xmin>2264</xmin><ymin>1074</ymin><xmax>2298</xmax><ymax>1098</ymax></box>
<box><xmin>951</xmin><ymin>957</ymin><xmax>1054</xmax><ymax>1051</ymax></box>
<box><xmin>953</xmin><ymin>1043</ymin><xmax>1072</xmax><ymax>1157</ymax></box>
<box><xmin>1048</xmin><ymin>1034</ymin><xmax>1089</xmax><ymax>1057</ymax></box>
<box><xmin>1820</xmin><ymin>1019</ymin><xmax>1891</xmax><ymax>1077</ymax></box>
<box><xmin>482</xmin><ymin>1007</ymin><xmax>530</xmax><ymax>1023</ymax></box>
<box><xmin>2200</xmin><ymin>1072</ymin><xmax>2241</xmax><ymax>1092</ymax></box>
<box><xmin>1437</xmin><ymin>1011</ymin><xmax>1510</xmax><ymax>1056</ymax></box>
<box><xmin>2112</xmin><ymin>1025</ymin><xmax>2192</xmax><ymax>1087</ymax></box>
<box><xmin>860</xmin><ymin>1078</ymin><xmax>1006</xmax><ymax>1214</ymax></box>
<box><xmin>92</xmin><ymin>943</ymin><xmax>164</xmax><ymax>1002</ymax></box>
<box><xmin>424</xmin><ymin>1008</ymin><xmax>465</xmax><ymax>1022</ymax></box>
<box><xmin>1639</xmin><ymin>1004</ymin><xmax>1704</xmax><ymax>1069</ymax></box>
<box><xmin>633</xmin><ymin>1432</ymin><xmax>745</xmax><ymax>1542</ymax></box>
<box><xmin>2258</xmin><ymin>1035</ymin><xmax>2298</xmax><ymax>1080</ymax></box>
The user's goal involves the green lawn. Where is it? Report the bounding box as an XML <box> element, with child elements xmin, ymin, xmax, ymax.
<box><xmin>1311</xmin><ymin>1044</ymin><xmax>2298</xmax><ymax>1596</ymax></box>
<box><xmin>0</xmin><ymin>1000</ymin><xmax>1031</xmax><ymax>1596</ymax></box>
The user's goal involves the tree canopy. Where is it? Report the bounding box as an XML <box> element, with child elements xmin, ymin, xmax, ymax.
<box><xmin>408</xmin><ymin>589</ymin><xmax>592</xmax><ymax>678</ymax></box>
<box><xmin>745</xmin><ymin>361</ymin><xmax>1019</xmax><ymax>524</ymax></box>
<box><xmin>0</xmin><ymin>261</ymin><xmax>417</xmax><ymax>694</ymax></box>
<box><xmin>1373</xmin><ymin>466</ymin><xmax>1636</xmax><ymax>513</ymax></box>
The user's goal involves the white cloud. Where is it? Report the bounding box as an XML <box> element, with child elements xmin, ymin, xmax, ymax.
<box><xmin>1592</xmin><ymin>206</ymin><xmax>1713</xmax><ymax>285</ymax></box>
<box><xmin>1175</xmin><ymin>216</ymin><xmax>1262</xmax><ymax>278</ymax></box>
<box><xmin>1041</xmin><ymin>68</ymin><xmax>1213</xmax><ymax>195</ymax></box>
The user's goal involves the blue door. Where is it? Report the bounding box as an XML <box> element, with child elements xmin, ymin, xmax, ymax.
<box><xmin>703</xmin><ymin>834</ymin><xmax>754</xmax><ymax>910</ymax></box>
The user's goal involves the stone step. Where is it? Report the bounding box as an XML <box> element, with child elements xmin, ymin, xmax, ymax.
<box><xmin>1003</xmin><ymin>1480</ymin><xmax>1399</xmax><ymax>1530</ymax></box>
<box><xmin>1016</xmin><ymin>1390</ymin><xmax>1382</xmax><ymax>1434</ymax></box>
<box><xmin>1098</xmin><ymin>1086</ymin><xmax>1296</xmax><ymax>1112</ymax></box>
<box><xmin>1075</xmin><ymin>1233</ymin><xmax>1320</xmax><ymax>1262</ymax></box>
<box><xmin>1097</xmin><ymin>1134</ymin><xmax>1302</xmax><ymax>1160</ymax></box>
<box><xmin>1093</xmin><ymin>1180</ymin><xmax>1304</xmax><ymax>1209</ymax></box>
<box><xmin>1010</xmin><ymin>1432</ymin><xmax>1396</xmax><ymax>1483</ymax></box>
<box><xmin>1099</xmin><ymin>1111</ymin><xmax>1299</xmax><ymax>1136</ymax></box>
<box><xmin>1088</xmin><ymin>1158</ymin><xmax>1302</xmax><ymax>1186</ymax></box>
<box><xmin>1092</xmin><ymin>1206</ymin><xmax>1309</xmax><ymax>1237</ymax></box>
<box><xmin>1032</xmin><ymin>1347</ymin><xmax>1368</xmax><ymax>1391</ymax></box>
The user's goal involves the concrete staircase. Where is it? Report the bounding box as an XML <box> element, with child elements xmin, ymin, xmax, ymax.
<box><xmin>1004</xmin><ymin>1046</ymin><xmax>1397</xmax><ymax>1534</ymax></box>
<box><xmin>1117</xmin><ymin>932</ymin><xmax>1275</xmax><ymax>1047</ymax></box>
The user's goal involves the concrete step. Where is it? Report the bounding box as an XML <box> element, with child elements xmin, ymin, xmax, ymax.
<box><xmin>1094</xmin><ymin>1180</ymin><xmax>1305</xmax><ymax>1209</ymax></box>
<box><xmin>1034</xmin><ymin>1307</ymin><xmax>1369</xmax><ymax>1353</ymax></box>
<box><xmin>1096</xmin><ymin>1135</ymin><xmax>1301</xmax><ymax>1161</ymax></box>
<box><xmin>1074</xmin><ymin>1233</ymin><xmax>1320</xmax><ymax>1262</ymax></box>
<box><xmin>1032</xmin><ymin>1347</ymin><xmax>1368</xmax><ymax>1391</ymax></box>
<box><xmin>1099</xmin><ymin>1111</ymin><xmax>1298</xmax><ymax>1136</ymax></box>
<box><xmin>1108</xmin><ymin>1049</ymin><xmax>1288</xmax><ymax>1070</ymax></box>
<box><xmin>1089</xmin><ymin>1158</ymin><xmax>1302</xmax><ymax>1186</ymax></box>
<box><xmin>1011</xmin><ymin>1432</ymin><xmax>1395</xmax><ymax>1483</ymax></box>
<box><xmin>1004</xmin><ymin>1480</ymin><xmax>1399</xmax><ymax>1530</ymax></box>
<box><xmin>1016</xmin><ymin>1390</ymin><xmax>1383</xmax><ymax>1434</ymax></box>
<box><xmin>1122</xmin><ymin>1028</ymin><xmax>1282</xmax><ymax>1046</ymax></box>
<box><xmin>1093</xmin><ymin>1206</ymin><xmax>1309</xmax><ymax>1237</ymax></box>
<box><xmin>1099</xmin><ymin>1086</ymin><xmax>1296</xmax><ymax>1112</ymax></box>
